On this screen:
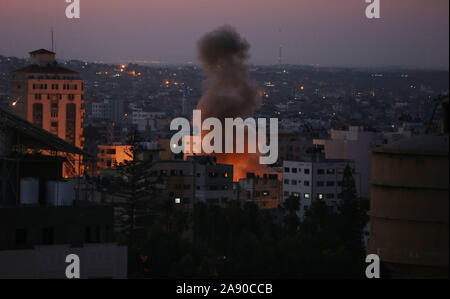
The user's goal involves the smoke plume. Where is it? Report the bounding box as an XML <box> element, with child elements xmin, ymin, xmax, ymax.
<box><xmin>197</xmin><ymin>25</ymin><xmax>261</xmax><ymax>119</ymax></box>
<box><xmin>196</xmin><ymin>25</ymin><xmax>266</xmax><ymax>180</ymax></box>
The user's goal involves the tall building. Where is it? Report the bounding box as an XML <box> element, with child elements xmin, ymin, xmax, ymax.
<box><xmin>313</xmin><ymin>126</ymin><xmax>379</xmax><ymax>199</ymax></box>
<box><xmin>9</xmin><ymin>49</ymin><xmax>84</xmax><ymax>176</ymax></box>
<box><xmin>282</xmin><ymin>155</ymin><xmax>359</xmax><ymax>221</ymax></box>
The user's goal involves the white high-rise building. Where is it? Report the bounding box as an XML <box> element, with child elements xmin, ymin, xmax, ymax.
<box><xmin>282</xmin><ymin>156</ymin><xmax>359</xmax><ymax>221</ymax></box>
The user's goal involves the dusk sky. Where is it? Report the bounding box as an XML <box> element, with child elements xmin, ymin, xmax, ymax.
<box><xmin>0</xmin><ymin>0</ymin><xmax>448</xmax><ymax>69</ymax></box>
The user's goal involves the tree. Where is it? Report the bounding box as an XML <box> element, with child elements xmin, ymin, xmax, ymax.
<box><xmin>335</xmin><ymin>164</ymin><xmax>366</xmax><ymax>276</ymax></box>
<box><xmin>283</xmin><ymin>195</ymin><xmax>301</xmax><ymax>234</ymax></box>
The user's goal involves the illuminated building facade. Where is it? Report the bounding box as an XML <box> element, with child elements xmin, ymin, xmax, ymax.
<box><xmin>97</xmin><ymin>144</ymin><xmax>133</xmax><ymax>171</ymax></box>
<box><xmin>9</xmin><ymin>49</ymin><xmax>84</xmax><ymax>176</ymax></box>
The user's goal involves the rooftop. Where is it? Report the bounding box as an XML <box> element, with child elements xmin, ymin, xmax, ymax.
<box><xmin>371</xmin><ymin>135</ymin><xmax>449</xmax><ymax>156</ymax></box>
<box><xmin>29</xmin><ymin>49</ymin><xmax>56</xmax><ymax>55</ymax></box>
<box><xmin>13</xmin><ymin>64</ymin><xmax>78</xmax><ymax>75</ymax></box>
<box><xmin>0</xmin><ymin>106</ymin><xmax>87</xmax><ymax>155</ymax></box>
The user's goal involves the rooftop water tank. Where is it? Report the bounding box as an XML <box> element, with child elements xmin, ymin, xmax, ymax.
<box><xmin>20</xmin><ymin>178</ymin><xmax>39</xmax><ymax>205</ymax></box>
<box><xmin>46</xmin><ymin>180</ymin><xmax>74</xmax><ymax>206</ymax></box>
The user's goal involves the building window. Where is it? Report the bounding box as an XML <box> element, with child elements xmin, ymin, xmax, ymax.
<box><xmin>317</xmin><ymin>193</ymin><xmax>324</xmax><ymax>199</ymax></box>
<box><xmin>304</xmin><ymin>169</ymin><xmax>310</xmax><ymax>174</ymax></box>
<box><xmin>326</xmin><ymin>181</ymin><xmax>335</xmax><ymax>187</ymax></box>
<box><xmin>291</xmin><ymin>180</ymin><xmax>297</xmax><ymax>185</ymax></box>
<box><xmin>317</xmin><ymin>181</ymin><xmax>324</xmax><ymax>187</ymax></box>
<box><xmin>284</xmin><ymin>167</ymin><xmax>290</xmax><ymax>173</ymax></box>
<box><xmin>66</xmin><ymin>103</ymin><xmax>76</xmax><ymax>144</ymax></box>
<box><xmin>42</xmin><ymin>227</ymin><xmax>55</xmax><ymax>245</ymax></box>
<box><xmin>284</xmin><ymin>179</ymin><xmax>289</xmax><ymax>184</ymax></box>
<box><xmin>85</xmin><ymin>227</ymin><xmax>92</xmax><ymax>243</ymax></box>
<box><xmin>68</xmin><ymin>94</ymin><xmax>75</xmax><ymax>100</ymax></box>
<box><xmin>304</xmin><ymin>193</ymin><xmax>310</xmax><ymax>199</ymax></box>
<box><xmin>317</xmin><ymin>169</ymin><xmax>325</xmax><ymax>175</ymax></box>
<box><xmin>34</xmin><ymin>93</ymin><xmax>42</xmax><ymax>100</ymax></box>
<box><xmin>95</xmin><ymin>227</ymin><xmax>101</xmax><ymax>242</ymax></box>
<box><xmin>326</xmin><ymin>193</ymin><xmax>335</xmax><ymax>199</ymax></box>
<box><xmin>32</xmin><ymin>103</ymin><xmax>43</xmax><ymax>128</ymax></box>
<box><xmin>327</xmin><ymin>168</ymin><xmax>335</xmax><ymax>174</ymax></box>
<box><xmin>292</xmin><ymin>168</ymin><xmax>297</xmax><ymax>173</ymax></box>
<box><xmin>304</xmin><ymin>181</ymin><xmax>310</xmax><ymax>186</ymax></box>
<box><xmin>15</xmin><ymin>229</ymin><xmax>27</xmax><ymax>246</ymax></box>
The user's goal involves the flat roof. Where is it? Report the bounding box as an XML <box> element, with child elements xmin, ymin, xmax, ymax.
<box><xmin>29</xmin><ymin>49</ymin><xmax>56</xmax><ymax>55</ymax></box>
<box><xmin>13</xmin><ymin>64</ymin><xmax>78</xmax><ymax>75</ymax></box>
<box><xmin>0</xmin><ymin>107</ymin><xmax>88</xmax><ymax>156</ymax></box>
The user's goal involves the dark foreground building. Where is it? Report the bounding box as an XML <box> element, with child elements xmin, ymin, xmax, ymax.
<box><xmin>0</xmin><ymin>107</ymin><xmax>127</xmax><ymax>278</ymax></box>
<box><xmin>367</xmin><ymin>98</ymin><xmax>449</xmax><ymax>278</ymax></box>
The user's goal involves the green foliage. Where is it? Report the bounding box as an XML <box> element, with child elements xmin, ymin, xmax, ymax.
<box><xmin>128</xmin><ymin>190</ymin><xmax>367</xmax><ymax>278</ymax></box>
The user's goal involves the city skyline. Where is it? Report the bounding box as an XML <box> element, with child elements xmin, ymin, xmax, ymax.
<box><xmin>0</xmin><ymin>0</ymin><xmax>448</xmax><ymax>70</ymax></box>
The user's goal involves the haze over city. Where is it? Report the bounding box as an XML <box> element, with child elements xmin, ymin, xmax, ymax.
<box><xmin>0</xmin><ymin>0</ymin><xmax>448</xmax><ymax>69</ymax></box>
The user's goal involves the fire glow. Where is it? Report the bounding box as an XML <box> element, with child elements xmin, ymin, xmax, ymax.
<box><xmin>170</xmin><ymin>109</ymin><xmax>278</xmax><ymax>164</ymax></box>
<box><xmin>173</xmin><ymin>25</ymin><xmax>279</xmax><ymax>181</ymax></box>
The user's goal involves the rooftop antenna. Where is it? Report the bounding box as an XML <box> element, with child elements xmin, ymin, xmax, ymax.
<box><xmin>51</xmin><ymin>26</ymin><xmax>54</xmax><ymax>52</ymax></box>
<box><xmin>278</xmin><ymin>44</ymin><xmax>283</xmax><ymax>65</ymax></box>
<box><xmin>278</xmin><ymin>28</ymin><xmax>283</xmax><ymax>65</ymax></box>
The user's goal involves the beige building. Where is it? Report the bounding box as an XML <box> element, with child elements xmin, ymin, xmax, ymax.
<box><xmin>367</xmin><ymin>134</ymin><xmax>449</xmax><ymax>278</ymax></box>
<box><xmin>10</xmin><ymin>49</ymin><xmax>85</xmax><ymax>176</ymax></box>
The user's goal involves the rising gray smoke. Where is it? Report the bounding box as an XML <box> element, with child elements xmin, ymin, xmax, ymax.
<box><xmin>197</xmin><ymin>25</ymin><xmax>261</xmax><ymax>119</ymax></box>
<box><xmin>195</xmin><ymin>26</ymin><xmax>267</xmax><ymax>180</ymax></box>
